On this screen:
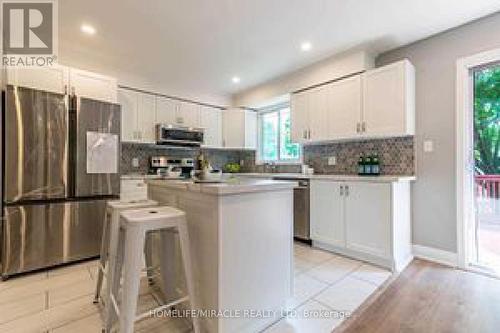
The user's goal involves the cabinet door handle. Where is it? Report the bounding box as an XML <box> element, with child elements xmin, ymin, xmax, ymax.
<box><xmin>356</xmin><ymin>122</ymin><xmax>361</xmax><ymax>133</ymax></box>
<box><xmin>340</xmin><ymin>185</ymin><xmax>344</xmax><ymax>196</ymax></box>
<box><xmin>362</xmin><ymin>122</ymin><xmax>366</xmax><ymax>133</ymax></box>
<box><xmin>303</xmin><ymin>130</ymin><xmax>307</xmax><ymax>139</ymax></box>
<box><xmin>64</xmin><ymin>85</ymin><xmax>68</xmax><ymax>95</ymax></box>
<box><xmin>345</xmin><ymin>185</ymin><xmax>350</xmax><ymax>196</ymax></box>
<box><xmin>308</xmin><ymin>129</ymin><xmax>311</xmax><ymax>139</ymax></box>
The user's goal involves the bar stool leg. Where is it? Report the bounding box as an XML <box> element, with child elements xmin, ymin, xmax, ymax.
<box><xmin>159</xmin><ymin>230</ymin><xmax>178</xmax><ymax>304</ymax></box>
<box><xmin>103</xmin><ymin>210</ymin><xmax>122</xmax><ymax>331</ymax></box>
<box><xmin>119</xmin><ymin>225</ymin><xmax>146</xmax><ymax>333</ymax></box>
<box><xmin>177</xmin><ymin>221</ymin><xmax>200</xmax><ymax>333</ymax></box>
<box><xmin>94</xmin><ymin>208</ymin><xmax>110</xmax><ymax>303</ymax></box>
<box><xmin>144</xmin><ymin>233</ymin><xmax>154</xmax><ymax>285</ymax></box>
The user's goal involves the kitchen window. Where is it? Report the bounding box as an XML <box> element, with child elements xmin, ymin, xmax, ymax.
<box><xmin>258</xmin><ymin>105</ymin><xmax>301</xmax><ymax>163</ymax></box>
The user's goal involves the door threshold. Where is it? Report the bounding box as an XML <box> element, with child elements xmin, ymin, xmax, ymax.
<box><xmin>466</xmin><ymin>262</ymin><xmax>500</xmax><ymax>280</ymax></box>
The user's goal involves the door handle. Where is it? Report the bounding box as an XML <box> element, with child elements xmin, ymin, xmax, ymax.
<box><xmin>362</xmin><ymin>122</ymin><xmax>366</xmax><ymax>133</ymax></box>
<box><xmin>308</xmin><ymin>129</ymin><xmax>311</xmax><ymax>139</ymax></box>
<box><xmin>356</xmin><ymin>123</ymin><xmax>361</xmax><ymax>133</ymax></box>
<box><xmin>340</xmin><ymin>185</ymin><xmax>344</xmax><ymax>196</ymax></box>
<box><xmin>345</xmin><ymin>185</ymin><xmax>350</xmax><ymax>196</ymax></box>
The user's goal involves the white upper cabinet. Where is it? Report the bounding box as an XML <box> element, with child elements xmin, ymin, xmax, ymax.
<box><xmin>69</xmin><ymin>68</ymin><xmax>117</xmax><ymax>103</ymax></box>
<box><xmin>290</xmin><ymin>91</ymin><xmax>310</xmax><ymax>143</ymax></box>
<box><xmin>200</xmin><ymin>106</ymin><xmax>222</xmax><ymax>147</ymax></box>
<box><xmin>118</xmin><ymin>89</ymin><xmax>157</xmax><ymax>143</ymax></box>
<box><xmin>137</xmin><ymin>93</ymin><xmax>156</xmax><ymax>143</ymax></box>
<box><xmin>176</xmin><ymin>102</ymin><xmax>200</xmax><ymax>128</ymax></box>
<box><xmin>362</xmin><ymin>59</ymin><xmax>415</xmax><ymax>137</ymax></box>
<box><xmin>290</xmin><ymin>59</ymin><xmax>415</xmax><ymax>143</ymax></box>
<box><xmin>326</xmin><ymin>75</ymin><xmax>362</xmax><ymax>139</ymax></box>
<box><xmin>117</xmin><ymin>88</ymin><xmax>139</xmax><ymax>142</ymax></box>
<box><xmin>156</xmin><ymin>96</ymin><xmax>177</xmax><ymax>125</ymax></box>
<box><xmin>6</xmin><ymin>65</ymin><xmax>69</xmax><ymax>94</ymax></box>
<box><xmin>244</xmin><ymin>111</ymin><xmax>257</xmax><ymax>149</ymax></box>
<box><xmin>309</xmin><ymin>85</ymin><xmax>329</xmax><ymax>141</ymax></box>
<box><xmin>222</xmin><ymin>109</ymin><xmax>256</xmax><ymax>149</ymax></box>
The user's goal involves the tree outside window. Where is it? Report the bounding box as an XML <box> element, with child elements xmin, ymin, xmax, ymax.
<box><xmin>259</xmin><ymin>106</ymin><xmax>300</xmax><ymax>162</ymax></box>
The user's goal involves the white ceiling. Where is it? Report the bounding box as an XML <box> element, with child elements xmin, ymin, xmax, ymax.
<box><xmin>59</xmin><ymin>0</ymin><xmax>500</xmax><ymax>100</ymax></box>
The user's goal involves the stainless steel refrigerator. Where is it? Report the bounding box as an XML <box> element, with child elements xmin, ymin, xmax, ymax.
<box><xmin>1</xmin><ymin>85</ymin><xmax>121</xmax><ymax>279</ymax></box>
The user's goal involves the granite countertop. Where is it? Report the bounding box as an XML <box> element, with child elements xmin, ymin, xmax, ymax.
<box><xmin>146</xmin><ymin>178</ymin><xmax>297</xmax><ymax>195</ymax></box>
<box><xmin>235</xmin><ymin>173</ymin><xmax>416</xmax><ymax>182</ymax></box>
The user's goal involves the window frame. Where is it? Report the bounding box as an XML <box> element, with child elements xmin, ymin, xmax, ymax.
<box><xmin>257</xmin><ymin>103</ymin><xmax>302</xmax><ymax>164</ymax></box>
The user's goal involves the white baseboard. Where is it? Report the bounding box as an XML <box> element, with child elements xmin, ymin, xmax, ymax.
<box><xmin>412</xmin><ymin>245</ymin><xmax>458</xmax><ymax>267</ymax></box>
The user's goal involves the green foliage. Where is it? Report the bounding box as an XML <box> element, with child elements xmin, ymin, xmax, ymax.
<box><xmin>474</xmin><ymin>66</ymin><xmax>500</xmax><ymax>174</ymax></box>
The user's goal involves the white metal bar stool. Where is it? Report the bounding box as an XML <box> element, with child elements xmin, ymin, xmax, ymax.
<box><xmin>109</xmin><ymin>206</ymin><xmax>200</xmax><ymax>333</ymax></box>
<box><xmin>93</xmin><ymin>200</ymin><xmax>158</xmax><ymax>310</ymax></box>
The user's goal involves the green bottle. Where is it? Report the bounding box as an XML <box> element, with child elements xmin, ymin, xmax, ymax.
<box><xmin>358</xmin><ymin>154</ymin><xmax>365</xmax><ymax>175</ymax></box>
<box><xmin>372</xmin><ymin>154</ymin><xmax>380</xmax><ymax>175</ymax></box>
<box><xmin>364</xmin><ymin>155</ymin><xmax>372</xmax><ymax>175</ymax></box>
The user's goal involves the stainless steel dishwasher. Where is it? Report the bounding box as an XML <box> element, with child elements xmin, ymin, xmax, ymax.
<box><xmin>273</xmin><ymin>177</ymin><xmax>310</xmax><ymax>242</ymax></box>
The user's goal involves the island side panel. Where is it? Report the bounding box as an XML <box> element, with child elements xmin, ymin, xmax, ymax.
<box><xmin>218</xmin><ymin>189</ymin><xmax>293</xmax><ymax>333</ymax></box>
<box><xmin>149</xmin><ymin>185</ymin><xmax>221</xmax><ymax>333</ymax></box>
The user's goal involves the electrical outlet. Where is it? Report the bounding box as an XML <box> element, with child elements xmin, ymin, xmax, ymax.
<box><xmin>132</xmin><ymin>158</ymin><xmax>140</xmax><ymax>168</ymax></box>
<box><xmin>423</xmin><ymin>140</ymin><xmax>434</xmax><ymax>153</ymax></box>
<box><xmin>327</xmin><ymin>156</ymin><xmax>337</xmax><ymax>166</ymax></box>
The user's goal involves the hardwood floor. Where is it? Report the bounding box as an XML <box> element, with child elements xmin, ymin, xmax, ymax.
<box><xmin>337</xmin><ymin>259</ymin><xmax>500</xmax><ymax>333</ymax></box>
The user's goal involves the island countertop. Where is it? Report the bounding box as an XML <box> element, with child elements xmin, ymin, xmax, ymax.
<box><xmin>146</xmin><ymin>178</ymin><xmax>297</xmax><ymax>195</ymax></box>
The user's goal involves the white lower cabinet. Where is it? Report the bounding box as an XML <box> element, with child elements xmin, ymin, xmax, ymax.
<box><xmin>310</xmin><ymin>180</ymin><xmax>412</xmax><ymax>272</ymax></box>
<box><xmin>120</xmin><ymin>178</ymin><xmax>148</xmax><ymax>201</ymax></box>
<box><xmin>310</xmin><ymin>181</ymin><xmax>345</xmax><ymax>248</ymax></box>
<box><xmin>344</xmin><ymin>182</ymin><xmax>391</xmax><ymax>257</ymax></box>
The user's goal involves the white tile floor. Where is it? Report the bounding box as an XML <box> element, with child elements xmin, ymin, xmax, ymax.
<box><xmin>0</xmin><ymin>243</ymin><xmax>391</xmax><ymax>333</ymax></box>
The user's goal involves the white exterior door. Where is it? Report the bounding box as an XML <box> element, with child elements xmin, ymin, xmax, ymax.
<box><xmin>117</xmin><ymin>89</ymin><xmax>139</xmax><ymax>142</ymax></box>
<box><xmin>69</xmin><ymin>68</ymin><xmax>117</xmax><ymax>103</ymax></box>
<box><xmin>201</xmin><ymin>106</ymin><xmax>222</xmax><ymax>147</ymax></box>
<box><xmin>310</xmin><ymin>180</ymin><xmax>346</xmax><ymax>248</ymax></box>
<box><xmin>345</xmin><ymin>182</ymin><xmax>391</xmax><ymax>258</ymax></box>
<box><xmin>362</xmin><ymin>60</ymin><xmax>414</xmax><ymax>137</ymax></box>
<box><xmin>6</xmin><ymin>65</ymin><xmax>69</xmax><ymax>94</ymax></box>
<box><xmin>137</xmin><ymin>93</ymin><xmax>156</xmax><ymax>143</ymax></box>
<box><xmin>326</xmin><ymin>75</ymin><xmax>362</xmax><ymax>139</ymax></box>
<box><xmin>290</xmin><ymin>92</ymin><xmax>310</xmax><ymax>143</ymax></box>
<box><xmin>156</xmin><ymin>96</ymin><xmax>177</xmax><ymax>125</ymax></box>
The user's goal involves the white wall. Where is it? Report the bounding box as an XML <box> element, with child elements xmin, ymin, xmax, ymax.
<box><xmin>377</xmin><ymin>12</ymin><xmax>500</xmax><ymax>253</ymax></box>
<box><xmin>233</xmin><ymin>50</ymin><xmax>374</xmax><ymax>107</ymax></box>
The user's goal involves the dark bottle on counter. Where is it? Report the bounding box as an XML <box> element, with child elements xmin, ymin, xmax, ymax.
<box><xmin>358</xmin><ymin>154</ymin><xmax>365</xmax><ymax>175</ymax></box>
<box><xmin>372</xmin><ymin>154</ymin><xmax>380</xmax><ymax>175</ymax></box>
<box><xmin>363</xmin><ymin>155</ymin><xmax>372</xmax><ymax>175</ymax></box>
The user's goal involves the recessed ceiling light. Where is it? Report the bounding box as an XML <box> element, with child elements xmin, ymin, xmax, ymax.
<box><xmin>232</xmin><ymin>76</ymin><xmax>241</xmax><ymax>84</ymax></box>
<box><xmin>81</xmin><ymin>24</ymin><xmax>96</xmax><ymax>35</ymax></box>
<box><xmin>300</xmin><ymin>41</ymin><xmax>312</xmax><ymax>52</ymax></box>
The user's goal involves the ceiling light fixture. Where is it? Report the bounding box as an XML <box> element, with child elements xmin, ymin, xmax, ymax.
<box><xmin>81</xmin><ymin>24</ymin><xmax>96</xmax><ymax>35</ymax></box>
<box><xmin>300</xmin><ymin>41</ymin><xmax>312</xmax><ymax>52</ymax></box>
<box><xmin>232</xmin><ymin>76</ymin><xmax>241</xmax><ymax>84</ymax></box>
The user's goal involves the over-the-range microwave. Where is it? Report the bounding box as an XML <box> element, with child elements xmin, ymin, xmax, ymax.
<box><xmin>155</xmin><ymin>124</ymin><xmax>204</xmax><ymax>147</ymax></box>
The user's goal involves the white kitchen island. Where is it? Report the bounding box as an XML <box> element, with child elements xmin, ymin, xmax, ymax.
<box><xmin>147</xmin><ymin>178</ymin><xmax>295</xmax><ymax>333</ymax></box>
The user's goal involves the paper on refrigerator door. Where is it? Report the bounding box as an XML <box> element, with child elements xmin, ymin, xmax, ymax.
<box><xmin>86</xmin><ymin>132</ymin><xmax>118</xmax><ymax>174</ymax></box>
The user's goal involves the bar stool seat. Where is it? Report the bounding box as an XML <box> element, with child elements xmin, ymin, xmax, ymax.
<box><xmin>94</xmin><ymin>199</ymin><xmax>158</xmax><ymax>307</ymax></box>
<box><xmin>108</xmin><ymin>206</ymin><xmax>200</xmax><ymax>333</ymax></box>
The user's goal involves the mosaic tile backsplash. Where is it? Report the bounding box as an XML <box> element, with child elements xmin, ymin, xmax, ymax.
<box><xmin>121</xmin><ymin>136</ymin><xmax>414</xmax><ymax>176</ymax></box>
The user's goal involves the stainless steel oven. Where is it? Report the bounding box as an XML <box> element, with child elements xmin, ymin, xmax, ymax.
<box><xmin>155</xmin><ymin>124</ymin><xmax>204</xmax><ymax>147</ymax></box>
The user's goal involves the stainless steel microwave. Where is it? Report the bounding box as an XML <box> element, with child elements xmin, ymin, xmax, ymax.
<box><xmin>155</xmin><ymin>124</ymin><xmax>204</xmax><ymax>146</ymax></box>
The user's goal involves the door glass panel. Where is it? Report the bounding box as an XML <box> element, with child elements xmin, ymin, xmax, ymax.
<box><xmin>473</xmin><ymin>64</ymin><xmax>500</xmax><ymax>274</ymax></box>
